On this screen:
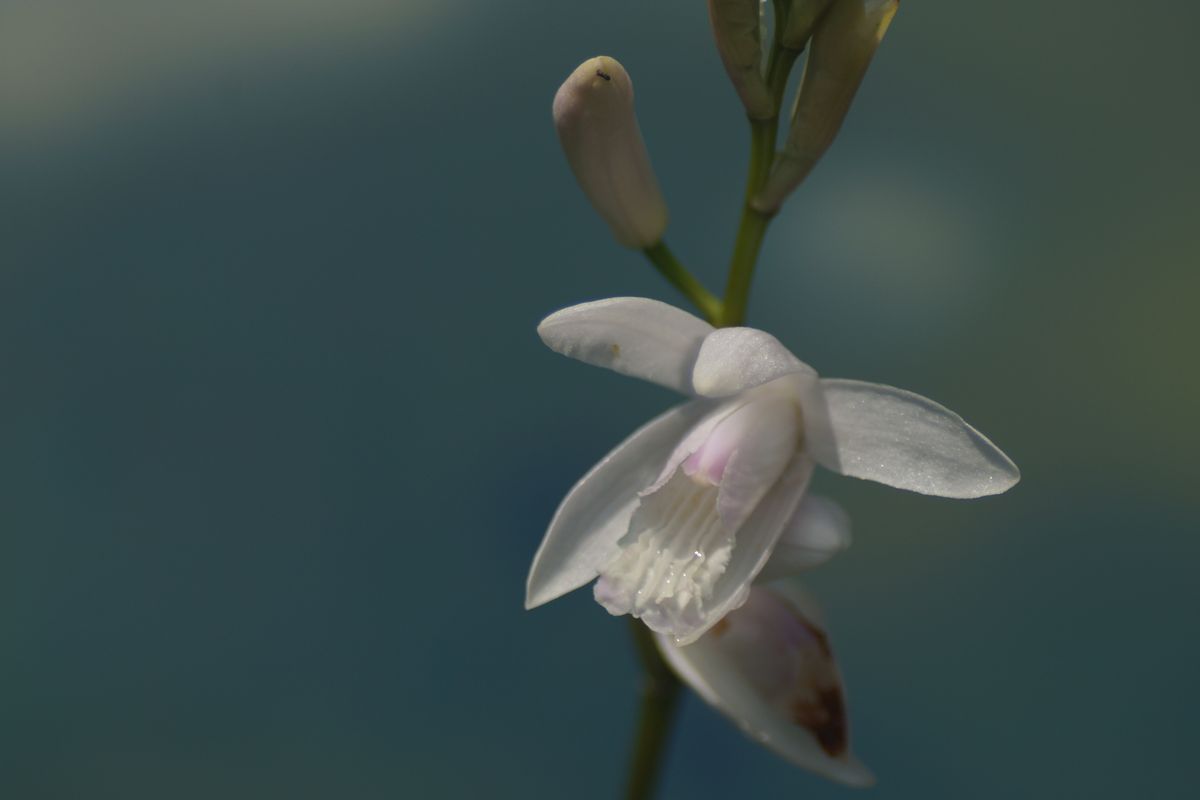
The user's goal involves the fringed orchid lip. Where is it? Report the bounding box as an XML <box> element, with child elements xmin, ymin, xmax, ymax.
<box><xmin>592</xmin><ymin>392</ymin><xmax>803</xmax><ymax>641</ymax></box>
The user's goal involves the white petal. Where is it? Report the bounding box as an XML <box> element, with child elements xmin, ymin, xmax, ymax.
<box><xmin>817</xmin><ymin>379</ymin><xmax>1020</xmax><ymax>498</ymax></box>
<box><xmin>538</xmin><ymin>298</ymin><xmax>714</xmax><ymax>394</ymax></box>
<box><xmin>654</xmin><ymin>585</ymin><xmax>874</xmax><ymax>787</ymax></box>
<box><xmin>672</xmin><ymin>454</ymin><xmax>815</xmax><ymax>646</ymax></box>
<box><xmin>524</xmin><ymin>400</ymin><xmax>712</xmax><ymax>609</ymax></box>
<box><xmin>691</xmin><ymin>327</ymin><xmax>817</xmax><ymax>397</ymax></box>
<box><xmin>756</xmin><ymin>495</ymin><xmax>852</xmax><ymax>582</ymax></box>
<box><xmin>711</xmin><ymin>394</ymin><xmax>803</xmax><ymax>532</ymax></box>
<box><xmin>645</xmin><ymin>399</ymin><xmax>744</xmax><ymax>493</ymax></box>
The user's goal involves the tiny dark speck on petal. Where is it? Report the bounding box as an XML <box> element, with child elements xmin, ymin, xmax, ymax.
<box><xmin>710</xmin><ymin>618</ymin><xmax>731</xmax><ymax>637</ymax></box>
<box><xmin>610</xmin><ymin>343</ymin><xmax>621</xmax><ymax>357</ymax></box>
<box><xmin>596</xmin><ymin>70</ymin><xmax>612</xmax><ymax>81</ymax></box>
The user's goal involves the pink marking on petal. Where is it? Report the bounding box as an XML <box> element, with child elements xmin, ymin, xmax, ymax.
<box><xmin>682</xmin><ymin>441</ymin><xmax>735</xmax><ymax>486</ymax></box>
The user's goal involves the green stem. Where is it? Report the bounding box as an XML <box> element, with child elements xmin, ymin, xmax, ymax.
<box><xmin>623</xmin><ymin>619</ymin><xmax>682</xmax><ymax>800</ymax></box>
<box><xmin>721</xmin><ymin>44</ymin><xmax>801</xmax><ymax>327</ymax></box>
<box><xmin>620</xmin><ymin>31</ymin><xmax>805</xmax><ymax>800</ymax></box>
<box><xmin>643</xmin><ymin>241</ymin><xmax>724</xmax><ymax>325</ymax></box>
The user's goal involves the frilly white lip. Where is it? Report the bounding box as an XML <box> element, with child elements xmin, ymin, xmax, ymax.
<box><xmin>653</xmin><ymin>581</ymin><xmax>875</xmax><ymax>788</ymax></box>
<box><xmin>526</xmin><ymin>297</ymin><xmax>1019</xmax><ymax>642</ymax></box>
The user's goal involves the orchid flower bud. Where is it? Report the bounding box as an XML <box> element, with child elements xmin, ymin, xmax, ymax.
<box><xmin>552</xmin><ymin>56</ymin><xmax>669</xmax><ymax>249</ymax></box>
<box><xmin>754</xmin><ymin>0</ymin><xmax>898</xmax><ymax>213</ymax></box>
<box><xmin>708</xmin><ymin>0</ymin><xmax>774</xmax><ymax>119</ymax></box>
<box><xmin>779</xmin><ymin>0</ymin><xmax>836</xmax><ymax>52</ymax></box>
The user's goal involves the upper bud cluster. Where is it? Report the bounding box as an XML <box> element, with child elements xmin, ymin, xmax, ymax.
<box><xmin>550</xmin><ymin>2</ymin><xmax>897</xmax><ymax>246</ymax></box>
<box><xmin>780</xmin><ymin>0</ymin><xmax>836</xmax><ymax>51</ymax></box>
<box><xmin>755</xmin><ymin>0</ymin><xmax>899</xmax><ymax>212</ymax></box>
<box><xmin>708</xmin><ymin>0</ymin><xmax>774</xmax><ymax>120</ymax></box>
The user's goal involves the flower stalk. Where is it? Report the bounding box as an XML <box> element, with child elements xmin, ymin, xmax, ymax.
<box><xmin>624</xmin><ymin>619</ymin><xmax>683</xmax><ymax>800</ymax></box>
<box><xmin>539</xmin><ymin>5</ymin><xmax>929</xmax><ymax>799</ymax></box>
<box><xmin>643</xmin><ymin>242</ymin><xmax>724</xmax><ymax>326</ymax></box>
<box><xmin>623</xmin><ymin>16</ymin><xmax>810</xmax><ymax>795</ymax></box>
<box><xmin>722</xmin><ymin>39</ymin><xmax>802</xmax><ymax>326</ymax></box>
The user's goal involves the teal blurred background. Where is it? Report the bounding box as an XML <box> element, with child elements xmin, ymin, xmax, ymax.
<box><xmin>2</xmin><ymin>1</ymin><xmax>1197</xmax><ymax>797</ymax></box>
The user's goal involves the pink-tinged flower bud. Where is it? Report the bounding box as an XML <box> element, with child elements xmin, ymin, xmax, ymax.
<box><xmin>754</xmin><ymin>0</ymin><xmax>898</xmax><ymax>213</ymax></box>
<box><xmin>708</xmin><ymin>0</ymin><xmax>774</xmax><ymax>119</ymax></box>
<box><xmin>552</xmin><ymin>56</ymin><xmax>669</xmax><ymax>249</ymax></box>
<box><xmin>779</xmin><ymin>0</ymin><xmax>836</xmax><ymax>52</ymax></box>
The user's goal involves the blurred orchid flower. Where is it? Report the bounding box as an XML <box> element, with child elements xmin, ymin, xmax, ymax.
<box><xmin>525</xmin><ymin>297</ymin><xmax>1018</xmax><ymax>644</ymax></box>
<box><xmin>655</xmin><ymin>581</ymin><xmax>873</xmax><ymax>786</ymax></box>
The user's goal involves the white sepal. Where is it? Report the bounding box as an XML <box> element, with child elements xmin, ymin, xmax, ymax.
<box><xmin>691</xmin><ymin>327</ymin><xmax>817</xmax><ymax>397</ymax></box>
<box><xmin>538</xmin><ymin>297</ymin><xmax>714</xmax><ymax>395</ymax></box>
<box><xmin>817</xmin><ymin>378</ymin><xmax>1020</xmax><ymax>498</ymax></box>
<box><xmin>525</xmin><ymin>400</ymin><xmax>712</xmax><ymax>609</ymax></box>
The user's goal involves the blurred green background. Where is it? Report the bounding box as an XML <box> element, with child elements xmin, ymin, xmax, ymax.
<box><xmin>2</xmin><ymin>1</ymin><xmax>1197</xmax><ymax>798</ymax></box>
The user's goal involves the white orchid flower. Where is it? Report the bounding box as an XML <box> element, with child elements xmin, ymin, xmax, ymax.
<box><xmin>525</xmin><ymin>297</ymin><xmax>1018</xmax><ymax>644</ymax></box>
<box><xmin>655</xmin><ymin>581</ymin><xmax>873</xmax><ymax>786</ymax></box>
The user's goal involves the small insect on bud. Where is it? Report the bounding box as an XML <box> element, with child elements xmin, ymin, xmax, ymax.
<box><xmin>552</xmin><ymin>56</ymin><xmax>669</xmax><ymax>249</ymax></box>
<box><xmin>708</xmin><ymin>0</ymin><xmax>774</xmax><ymax>120</ymax></box>
<box><xmin>755</xmin><ymin>0</ymin><xmax>898</xmax><ymax>214</ymax></box>
<box><xmin>779</xmin><ymin>0</ymin><xmax>836</xmax><ymax>52</ymax></box>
